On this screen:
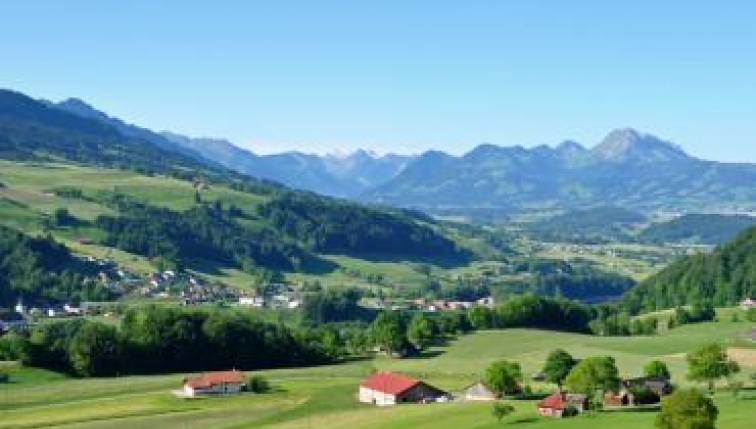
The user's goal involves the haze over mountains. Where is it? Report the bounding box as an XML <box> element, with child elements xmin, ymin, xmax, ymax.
<box><xmin>43</xmin><ymin>94</ymin><xmax>756</xmax><ymax>213</ymax></box>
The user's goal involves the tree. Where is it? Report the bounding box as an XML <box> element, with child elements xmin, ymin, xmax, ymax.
<box><xmin>68</xmin><ymin>322</ymin><xmax>121</xmax><ymax>376</ymax></box>
<box><xmin>564</xmin><ymin>356</ymin><xmax>620</xmax><ymax>406</ymax></box>
<box><xmin>686</xmin><ymin>343</ymin><xmax>740</xmax><ymax>393</ymax></box>
<box><xmin>542</xmin><ymin>349</ymin><xmax>576</xmax><ymax>388</ymax></box>
<box><xmin>247</xmin><ymin>375</ymin><xmax>270</xmax><ymax>393</ymax></box>
<box><xmin>369</xmin><ymin>311</ymin><xmax>406</xmax><ymax>357</ymax></box>
<box><xmin>485</xmin><ymin>360</ymin><xmax>523</xmax><ymax>396</ymax></box>
<box><xmin>645</xmin><ymin>360</ymin><xmax>672</xmax><ymax>379</ymax></box>
<box><xmin>655</xmin><ymin>388</ymin><xmax>718</xmax><ymax>429</ymax></box>
<box><xmin>407</xmin><ymin>312</ymin><xmax>434</xmax><ymax>350</ymax></box>
<box><xmin>491</xmin><ymin>402</ymin><xmax>515</xmax><ymax>421</ymax></box>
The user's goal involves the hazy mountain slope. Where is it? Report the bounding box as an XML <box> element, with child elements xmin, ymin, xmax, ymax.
<box><xmin>161</xmin><ymin>133</ymin><xmax>413</xmax><ymax>197</ymax></box>
<box><xmin>639</xmin><ymin>214</ymin><xmax>756</xmax><ymax>245</ymax></box>
<box><xmin>368</xmin><ymin>129</ymin><xmax>756</xmax><ymax>211</ymax></box>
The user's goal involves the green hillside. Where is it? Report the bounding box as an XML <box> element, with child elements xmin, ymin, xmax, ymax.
<box><xmin>624</xmin><ymin>225</ymin><xmax>756</xmax><ymax>313</ymax></box>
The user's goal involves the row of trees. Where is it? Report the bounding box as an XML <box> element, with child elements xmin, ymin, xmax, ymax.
<box><xmin>0</xmin><ymin>306</ymin><xmax>334</xmax><ymax>376</ymax></box>
<box><xmin>467</xmin><ymin>295</ymin><xmax>593</xmax><ymax>332</ymax></box>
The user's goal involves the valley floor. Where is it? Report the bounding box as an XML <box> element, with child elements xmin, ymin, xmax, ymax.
<box><xmin>2</xmin><ymin>319</ymin><xmax>756</xmax><ymax>429</ymax></box>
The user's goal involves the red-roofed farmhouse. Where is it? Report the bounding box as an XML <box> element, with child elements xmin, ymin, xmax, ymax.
<box><xmin>358</xmin><ymin>371</ymin><xmax>448</xmax><ymax>406</ymax></box>
<box><xmin>182</xmin><ymin>370</ymin><xmax>246</xmax><ymax>397</ymax></box>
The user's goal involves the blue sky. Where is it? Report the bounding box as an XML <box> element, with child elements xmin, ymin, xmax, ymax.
<box><xmin>1</xmin><ymin>1</ymin><xmax>755</xmax><ymax>160</ymax></box>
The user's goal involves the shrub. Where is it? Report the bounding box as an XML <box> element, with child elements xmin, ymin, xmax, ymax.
<box><xmin>247</xmin><ymin>375</ymin><xmax>270</xmax><ymax>393</ymax></box>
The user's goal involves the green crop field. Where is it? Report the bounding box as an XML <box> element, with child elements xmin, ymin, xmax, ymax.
<box><xmin>2</xmin><ymin>318</ymin><xmax>755</xmax><ymax>429</ymax></box>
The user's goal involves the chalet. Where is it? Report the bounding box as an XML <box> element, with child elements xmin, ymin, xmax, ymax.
<box><xmin>537</xmin><ymin>392</ymin><xmax>588</xmax><ymax>418</ymax></box>
<box><xmin>182</xmin><ymin>370</ymin><xmax>246</xmax><ymax>397</ymax></box>
<box><xmin>463</xmin><ymin>382</ymin><xmax>499</xmax><ymax>401</ymax></box>
<box><xmin>359</xmin><ymin>371</ymin><xmax>449</xmax><ymax>406</ymax></box>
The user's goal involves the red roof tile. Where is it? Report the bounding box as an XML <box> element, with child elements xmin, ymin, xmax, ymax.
<box><xmin>360</xmin><ymin>371</ymin><xmax>420</xmax><ymax>395</ymax></box>
<box><xmin>185</xmin><ymin>370</ymin><xmax>245</xmax><ymax>389</ymax></box>
<box><xmin>538</xmin><ymin>392</ymin><xmax>567</xmax><ymax>410</ymax></box>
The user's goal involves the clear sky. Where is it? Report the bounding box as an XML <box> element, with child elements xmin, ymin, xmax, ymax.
<box><xmin>1</xmin><ymin>1</ymin><xmax>755</xmax><ymax>160</ymax></box>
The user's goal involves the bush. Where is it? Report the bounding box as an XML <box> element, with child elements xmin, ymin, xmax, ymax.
<box><xmin>630</xmin><ymin>386</ymin><xmax>661</xmax><ymax>405</ymax></box>
<box><xmin>247</xmin><ymin>375</ymin><xmax>270</xmax><ymax>393</ymax></box>
<box><xmin>0</xmin><ymin>372</ymin><xmax>8</xmax><ymax>383</ymax></box>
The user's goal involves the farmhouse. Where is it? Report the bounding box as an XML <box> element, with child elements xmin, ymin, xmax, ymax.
<box><xmin>463</xmin><ymin>382</ymin><xmax>499</xmax><ymax>401</ymax></box>
<box><xmin>182</xmin><ymin>370</ymin><xmax>246</xmax><ymax>397</ymax></box>
<box><xmin>536</xmin><ymin>392</ymin><xmax>588</xmax><ymax>418</ymax></box>
<box><xmin>358</xmin><ymin>371</ymin><xmax>448</xmax><ymax>406</ymax></box>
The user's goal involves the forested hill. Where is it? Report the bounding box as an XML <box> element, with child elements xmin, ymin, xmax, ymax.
<box><xmin>0</xmin><ymin>225</ymin><xmax>110</xmax><ymax>307</ymax></box>
<box><xmin>622</xmin><ymin>225</ymin><xmax>756</xmax><ymax>313</ymax></box>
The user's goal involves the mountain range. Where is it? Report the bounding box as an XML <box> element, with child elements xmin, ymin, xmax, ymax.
<box><xmin>40</xmin><ymin>94</ymin><xmax>756</xmax><ymax>213</ymax></box>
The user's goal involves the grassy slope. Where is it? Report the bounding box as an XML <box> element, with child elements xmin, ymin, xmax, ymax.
<box><xmin>2</xmin><ymin>317</ymin><xmax>755</xmax><ymax>429</ymax></box>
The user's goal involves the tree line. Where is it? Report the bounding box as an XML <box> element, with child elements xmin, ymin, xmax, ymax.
<box><xmin>0</xmin><ymin>306</ymin><xmax>334</xmax><ymax>377</ymax></box>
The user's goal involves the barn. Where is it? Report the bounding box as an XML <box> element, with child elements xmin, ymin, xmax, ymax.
<box><xmin>182</xmin><ymin>370</ymin><xmax>246</xmax><ymax>397</ymax></box>
<box><xmin>358</xmin><ymin>371</ymin><xmax>448</xmax><ymax>406</ymax></box>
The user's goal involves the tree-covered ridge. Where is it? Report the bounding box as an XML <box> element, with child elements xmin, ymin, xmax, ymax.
<box><xmin>0</xmin><ymin>225</ymin><xmax>111</xmax><ymax>307</ymax></box>
<box><xmin>623</xmin><ymin>226</ymin><xmax>756</xmax><ymax>313</ymax></box>
<box><xmin>258</xmin><ymin>193</ymin><xmax>465</xmax><ymax>258</ymax></box>
<box><xmin>639</xmin><ymin>214</ymin><xmax>756</xmax><ymax>245</ymax></box>
<box><xmin>95</xmin><ymin>200</ymin><xmax>316</xmax><ymax>272</ymax></box>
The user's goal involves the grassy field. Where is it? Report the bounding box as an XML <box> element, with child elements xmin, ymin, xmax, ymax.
<box><xmin>2</xmin><ymin>318</ymin><xmax>756</xmax><ymax>429</ymax></box>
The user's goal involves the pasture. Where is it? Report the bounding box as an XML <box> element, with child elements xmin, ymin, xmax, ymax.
<box><xmin>2</xmin><ymin>319</ymin><xmax>756</xmax><ymax>429</ymax></box>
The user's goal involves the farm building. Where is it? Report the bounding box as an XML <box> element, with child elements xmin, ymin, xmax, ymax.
<box><xmin>182</xmin><ymin>370</ymin><xmax>246</xmax><ymax>397</ymax></box>
<box><xmin>463</xmin><ymin>382</ymin><xmax>498</xmax><ymax>401</ymax></box>
<box><xmin>536</xmin><ymin>392</ymin><xmax>588</xmax><ymax>418</ymax></box>
<box><xmin>605</xmin><ymin>376</ymin><xmax>672</xmax><ymax>406</ymax></box>
<box><xmin>358</xmin><ymin>371</ymin><xmax>449</xmax><ymax>406</ymax></box>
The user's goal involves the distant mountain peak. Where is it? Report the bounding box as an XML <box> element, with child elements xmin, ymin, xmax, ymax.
<box><xmin>592</xmin><ymin>128</ymin><xmax>688</xmax><ymax>162</ymax></box>
<box><xmin>556</xmin><ymin>140</ymin><xmax>586</xmax><ymax>153</ymax></box>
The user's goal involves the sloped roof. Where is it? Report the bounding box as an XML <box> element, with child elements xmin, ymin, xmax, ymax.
<box><xmin>360</xmin><ymin>371</ymin><xmax>421</xmax><ymax>395</ymax></box>
<box><xmin>185</xmin><ymin>370</ymin><xmax>245</xmax><ymax>389</ymax></box>
<box><xmin>538</xmin><ymin>392</ymin><xmax>568</xmax><ymax>410</ymax></box>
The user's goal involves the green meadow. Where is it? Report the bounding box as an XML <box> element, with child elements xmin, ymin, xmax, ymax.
<box><xmin>2</xmin><ymin>317</ymin><xmax>755</xmax><ymax>429</ymax></box>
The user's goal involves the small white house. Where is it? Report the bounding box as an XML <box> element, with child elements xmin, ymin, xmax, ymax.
<box><xmin>239</xmin><ymin>296</ymin><xmax>265</xmax><ymax>307</ymax></box>
<box><xmin>740</xmin><ymin>298</ymin><xmax>756</xmax><ymax>310</ymax></box>
<box><xmin>463</xmin><ymin>382</ymin><xmax>499</xmax><ymax>401</ymax></box>
<box><xmin>182</xmin><ymin>370</ymin><xmax>246</xmax><ymax>397</ymax></box>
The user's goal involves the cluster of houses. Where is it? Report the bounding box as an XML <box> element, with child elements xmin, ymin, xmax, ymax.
<box><xmin>237</xmin><ymin>283</ymin><xmax>302</xmax><ymax>309</ymax></box>
<box><xmin>364</xmin><ymin>296</ymin><xmax>495</xmax><ymax>312</ymax></box>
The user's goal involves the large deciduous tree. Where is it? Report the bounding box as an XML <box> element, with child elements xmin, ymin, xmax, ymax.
<box><xmin>655</xmin><ymin>389</ymin><xmax>718</xmax><ymax>429</ymax></box>
<box><xmin>485</xmin><ymin>360</ymin><xmax>523</xmax><ymax>396</ymax></box>
<box><xmin>686</xmin><ymin>343</ymin><xmax>740</xmax><ymax>393</ymax></box>
<box><xmin>542</xmin><ymin>349</ymin><xmax>576</xmax><ymax>388</ymax></box>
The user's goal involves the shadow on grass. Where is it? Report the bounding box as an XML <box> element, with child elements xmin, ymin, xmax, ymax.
<box><xmin>508</xmin><ymin>417</ymin><xmax>539</xmax><ymax>424</ymax></box>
